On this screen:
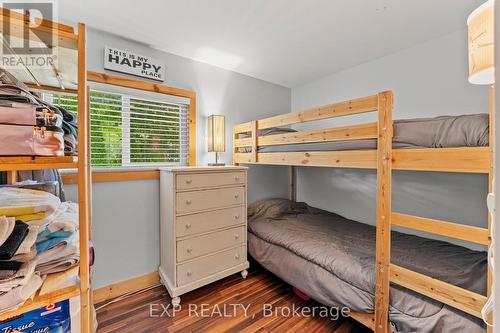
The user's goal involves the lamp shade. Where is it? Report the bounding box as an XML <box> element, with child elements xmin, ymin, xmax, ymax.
<box><xmin>207</xmin><ymin>115</ymin><xmax>225</xmax><ymax>152</ymax></box>
<box><xmin>467</xmin><ymin>0</ymin><xmax>494</xmax><ymax>85</ymax></box>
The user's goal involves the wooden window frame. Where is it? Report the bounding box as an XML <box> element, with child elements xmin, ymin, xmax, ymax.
<box><xmin>61</xmin><ymin>71</ymin><xmax>196</xmax><ymax>184</ymax></box>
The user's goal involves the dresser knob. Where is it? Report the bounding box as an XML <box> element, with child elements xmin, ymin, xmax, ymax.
<box><xmin>234</xmin><ymin>176</ymin><xmax>240</xmax><ymax>181</ymax></box>
<box><xmin>185</xmin><ymin>179</ymin><xmax>192</xmax><ymax>184</ymax></box>
<box><xmin>185</xmin><ymin>223</ymin><xmax>192</xmax><ymax>229</ymax></box>
<box><xmin>187</xmin><ymin>271</ymin><xmax>192</xmax><ymax>277</ymax></box>
<box><xmin>187</xmin><ymin>248</ymin><xmax>193</xmax><ymax>253</ymax></box>
<box><xmin>186</xmin><ymin>199</ymin><xmax>192</xmax><ymax>205</ymax></box>
<box><xmin>234</xmin><ymin>194</ymin><xmax>239</xmax><ymax>199</ymax></box>
<box><xmin>234</xmin><ymin>214</ymin><xmax>240</xmax><ymax>220</ymax></box>
<box><xmin>234</xmin><ymin>234</ymin><xmax>240</xmax><ymax>240</ymax></box>
<box><xmin>235</xmin><ymin>254</ymin><xmax>240</xmax><ymax>260</ymax></box>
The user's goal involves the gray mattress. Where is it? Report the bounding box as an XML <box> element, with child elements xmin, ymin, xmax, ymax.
<box><xmin>240</xmin><ymin>114</ymin><xmax>489</xmax><ymax>153</ymax></box>
<box><xmin>247</xmin><ymin>198</ymin><xmax>487</xmax><ymax>333</ymax></box>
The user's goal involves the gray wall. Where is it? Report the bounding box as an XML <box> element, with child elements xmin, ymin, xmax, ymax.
<box><xmin>66</xmin><ymin>27</ymin><xmax>291</xmax><ymax>288</ymax></box>
<box><xmin>291</xmin><ymin>29</ymin><xmax>490</xmax><ymax>250</ymax></box>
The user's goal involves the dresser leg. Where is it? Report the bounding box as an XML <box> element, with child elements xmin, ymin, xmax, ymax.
<box><xmin>241</xmin><ymin>269</ymin><xmax>248</xmax><ymax>279</ymax></box>
<box><xmin>172</xmin><ymin>296</ymin><xmax>181</xmax><ymax>307</ymax></box>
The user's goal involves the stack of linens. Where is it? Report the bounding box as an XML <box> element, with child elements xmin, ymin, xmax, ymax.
<box><xmin>0</xmin><ymin>188</ymin><xmax>79</xmax><ymax>314</ymax></box>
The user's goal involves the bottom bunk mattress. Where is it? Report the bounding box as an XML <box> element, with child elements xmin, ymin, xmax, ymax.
<box><xmin>247</xmin><ymin>198</ymin><xmax>487</xmax><ymax>333</ymax></box>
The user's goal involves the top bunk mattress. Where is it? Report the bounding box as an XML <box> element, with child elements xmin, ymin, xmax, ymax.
<box><xmin>247</xmin><ymin>199</ymin><xmax>487</xmax><ymax>331</ymax></box>
<box><xmin>243</xmin><ymin>114</ymin><xmax>489</xmax><ymax>153</ymax></box>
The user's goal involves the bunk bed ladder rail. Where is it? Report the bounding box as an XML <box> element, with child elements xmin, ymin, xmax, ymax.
<box><xmin>374</xmin><ymin>91</ymin><xmax>393</xmax><ymax>333</ymax></box>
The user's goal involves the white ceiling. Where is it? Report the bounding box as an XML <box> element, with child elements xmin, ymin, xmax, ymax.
<box><xmin>59</xmin><ymin>0</ymin><xmax>484</xmax><ymax>88</ymax></box>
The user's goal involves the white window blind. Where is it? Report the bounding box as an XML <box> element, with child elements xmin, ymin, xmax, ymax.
<box><xmin>43</xmin><ymin>90</ymin><xmax>189</xmax><ymax>168</ymax></box>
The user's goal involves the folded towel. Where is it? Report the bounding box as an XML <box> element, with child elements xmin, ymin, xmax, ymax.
<box><xmin>14</xmin><ymin>212</ymin><xmax>47</xmax><ymax>222</ymax></box>
<box><xmin>0</xmin><ymin>261</ymin><xmax>36</xmax><ymax>292</ymax></box>
<box><xmin>14</xmin><ymin>226</ymin><xmax>38</xmax><ymax>255</ymax></box>
<box><xmin>0</xmin><ymin>216</ymin><xmax>15</xmax><ymax>247</ymax></box>
<box><xmin>36</xmin><ymin>239</ymin><xmax>78</xmax><ymax>266</ymax></box>
<box><xmin>0</xmin><ymin>221</ymin><xmax>29</xmax><ymax>260</ymax></box>
<box><xmin>0</xmin><ymin>274</ymin><xmax>42</xmax><ymax>313</ymax></box>
<box><xmin>36</xmin><ymin>232</ymin><xmax>75</xmax><ymax>254</ymax></box>
<box><xmin>36</xmin><ymin>254</ymin><xmax>79</xmax><ymax>275</ymax></box>
<box><xmin>0</xmin><ymin>270</ymin><xmax>15</xmax><ymax>280</ymax></box>
<box><xmin>27</xmin><ymin>202</ymin><xmax>78</xmax><ymax>230</ymax></box>
<box><xmin>37</xmin><ymin>228</ymin><xmax>72</xmax><ymax>243</ymax></box>
<box><xmin>8</xmin><ymin>246</ymin><xmax>36</xmax><ymax>263</ymax></box>
<box><xmin>0</xmin><ymin>188</ymin><xmax>60</xmax><ymax>218</ymax></box>
<box><xmin>0</xmin><ymin>261</ymin><xmax>22</xmax><ymax>272</ymax></box>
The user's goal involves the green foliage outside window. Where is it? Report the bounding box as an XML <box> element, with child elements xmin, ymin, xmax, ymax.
<box><xmin>48</xmin><ymin>91</ymin><xmax>185</xmax><ymax>167</ymax></box>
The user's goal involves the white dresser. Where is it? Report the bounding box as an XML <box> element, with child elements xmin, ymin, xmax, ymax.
<box><xmin>159</xmin><ymin>166</ymin><xmax>249</xmax><ymax>306</ymax></box>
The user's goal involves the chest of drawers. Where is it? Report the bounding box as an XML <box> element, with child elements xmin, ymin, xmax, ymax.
<box><xmin>159</xmin><ymin>166</ymin><xmax>249</xmax><ymax>306</ymax></box>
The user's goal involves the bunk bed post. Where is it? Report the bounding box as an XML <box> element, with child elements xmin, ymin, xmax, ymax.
<box><xmin>233</xmin><ymin>127</ymin><xmax>239</xmax><ymax>166</ymax></box>
<box><xmin>374</xmin><ymin>91</ymin><xmax>393</xmax><ymax>333</ymax></box>
<box><xmin>76</xmin><ymin>23</ymin><xmax>92</xmax><ymax>333</ymax></box>
<box><xmin>6</xmin><ymin>171</ymin><xmax>17</xmax><ymax>184</ymax></box>
<box><xmin>487</xmin><ymin>84</ymin><xmax>494</xmax><ymax>332</ymax></box>
<box><xmin>251</xmin><ymin>120</ymin><xmax>258</xmax><ymax>163</ymax></box>
<box><xmin>290</xmin><ymin>166</ymin><xmax>297</xmax><ymax>201</ymax></box>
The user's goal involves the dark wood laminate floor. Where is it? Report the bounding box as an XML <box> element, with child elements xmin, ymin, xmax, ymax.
<box><xmin>96</xmin><ymin>264</ymin><xmax>371</xmax><ymax>333</ymax></box>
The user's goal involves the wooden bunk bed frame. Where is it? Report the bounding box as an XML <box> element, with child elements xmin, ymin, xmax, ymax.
<box><xmin>0</xmin><ymin>9</ymin><xmax>93</xmax><ymax>332</ymax></box>
<box><xmin>233</xmin><ymin>90</ymin><xmax>493</xmax><ymax>333</ymax></box>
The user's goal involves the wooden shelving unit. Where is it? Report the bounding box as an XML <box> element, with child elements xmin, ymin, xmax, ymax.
<box><xmin>0</xmin><ymin>10</ymin><xmax>92</xmax><ymax>332</ymax></box>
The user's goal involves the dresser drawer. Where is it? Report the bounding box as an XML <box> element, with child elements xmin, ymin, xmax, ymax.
<box><xmin>176</xmin><ymin>206</ymin><xmax>245</xmax><ymax>237</ymax></box>
<box><xmin>177</xmin><ymin>245</ymin><xmax>246</xmax><ymax>286</ymax></box>
<box><xmin>176</xmin><ymin>187</ymin><xmax>245</xmax><ymax>214</ymax></box>
<box><xmin>177</xmin><ymin>171</ymin><xmax>245</xmax><ymax>190</ymax></box>
<box><xmin>177</xmin><ymin>226</ymin><xmax>245</xmax><ymax>262</ymax></box>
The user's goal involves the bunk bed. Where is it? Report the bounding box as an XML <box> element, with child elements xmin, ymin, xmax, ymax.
<box><xmin>233</xmin><ymin>90</ymin><xmax>493</xmax><ymax>333</ymax></box>
<box><xmin>0</xmin><ymin>9</ymin><xmax>92</xmax><ymax>331</ymax></box>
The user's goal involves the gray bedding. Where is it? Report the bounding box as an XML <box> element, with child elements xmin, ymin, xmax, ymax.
<box><xmin>239</xmin><ymin>114</ymin><xmax>489</xmax><ymax>153</ymax></box>
<box><xmin>247</xmin><ymin>198</ymin><xmax>487</xmax><ymax>333</ymax></box>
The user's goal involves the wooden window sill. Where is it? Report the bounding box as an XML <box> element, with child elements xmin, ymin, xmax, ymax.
<box><xmin>61</xmin><ymin>169</ymin><xmax>159</xmax><ymax>184</ymax></box>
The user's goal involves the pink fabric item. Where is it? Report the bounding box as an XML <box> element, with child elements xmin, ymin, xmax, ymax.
<box><xmin>0</xmin><ymin>105</ymin><xmax>35</xmax><ymax>125</ymax></box>
<box><xmin>0</xmin><ymin>124</ymin><xmax>64</xmax><ymax>156</ymax></box>
<box><xmin>293</xmin><ymin>287</ymin><xmax>310</xmax><ymax>300</ymax></box>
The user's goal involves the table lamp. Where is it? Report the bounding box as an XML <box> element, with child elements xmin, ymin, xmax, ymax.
<box><xmin>207</xmin><ymin>115</ymin><xmax>225</xmax><ymax>166</ymax></box>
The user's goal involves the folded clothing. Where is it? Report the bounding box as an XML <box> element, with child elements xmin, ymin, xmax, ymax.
<box><xmin>64</xmin><ymin>133</ymin><xmax>77</xmax><ymax>156</ymax></box>
<box><xmin>36</xmin><ymin>238</ymin><xmax>78</xmax><ymax>266</ymax></box>
<box><xmin>0</xmin><ymin>221</ymin><xmax>29</xmax><ymax>260</ymax></box>
<box><xmin>0</xmin><ymin>274</ymin><xmax>42</xmax><ymax>314</ymax></box>
<box><xmin>0</xmin><ymin>188</ymin><xmax>60</xmax><ymax>218</ymax></box>
<box><xmin>9</xmin><ymin>246</ymin><xmax>36</xmax><ymax>263</ymax></box>
<box><xmin>0</xmin><ymin>216</ymin><xmax>15</xmax><ymax>247</ymax></box>
<box><xmin>36</xmin><ymin>254</ymin><xmax>79</xmax><ymax>276</ymax></box>
<box><xmin>28</xmin><ymin>201</ymin><xmax>78</xmax><ymax>230</ymax></box>
<box><xmin>15</xmin><ymin>226</ymin><xmax>38</xmax><ymax>256</ymax></box>
<box><xmin>36</xmin><ymin>233</ymin><xmax>75</xmax><ymax>254</ymax></box>
<box><xmin>0</xmin><ymin>260</ymin><xmax>22</xmax><ymax>271</ymax></box>
<box><xmin>0</xmin><ymin>260</ymin><xmax>36</xmax><ymax>293</ymax></box>
<box><xmin>14</xmin><ymin>212</ymin><xmax>47</xmax><ymax>222</ymax></box>
<box><xmin>36</xmin><ymin>234</ymin><xmax>79</xmax><ymax>276</ymax></box>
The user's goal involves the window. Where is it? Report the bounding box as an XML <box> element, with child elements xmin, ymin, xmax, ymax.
<box><xmin>43</xmin><ymin>90</ymin><xmax>189</xmax><ymax>168</ymax></box>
